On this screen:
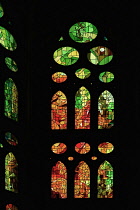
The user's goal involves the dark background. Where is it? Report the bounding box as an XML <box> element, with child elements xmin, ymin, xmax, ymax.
<box><xmin>0</xmin><ymin>0</ymin><xmax>138</xmax><ymax>209</ymax></box>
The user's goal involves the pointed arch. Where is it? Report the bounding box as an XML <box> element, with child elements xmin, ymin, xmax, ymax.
<box><xmin>51</xmin><ymin>91</ymin><xmax>67</xmax><ymax>129</ymax></box>
<box><xmin>75</xmin><ymin>86</ymin><xmax>90</xmax><ymax>129</ymax></box>
<box><xmin>5</xmin><ymin>152</ymin><xmax>18</xmax><ymax>193</ymax></box>
<box><xmin>6</xmin><ymin>204</ymin><xmax>18</xmax><ymax>210</ymax></box>
<box><xmin>98</xmin><ymin>90</ymin><xmax>114</xmax><ymax>129</ymax></box>
<box><xmin>74</xmin><ymin>161</ymin><xmax>90</xmax><ymax>198</ymax></box>
<box><xmin>4</xmin><ymin>78</ymin><xmax>18</xmax><ymax>121</ymax></box>
<box><xmin>51</xmin><ymin>161</ymin><xmax>67</xmax><ymax>198</ymax></box>
<box><xmin>97</xmin><ymin>160</ymin><xmax>113</xmax><ymax>198</ymax></box>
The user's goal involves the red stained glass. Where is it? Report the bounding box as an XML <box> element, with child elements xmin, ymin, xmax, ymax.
<box><xmin>51</xmin><ymin>143</ymin><xmax>67</xmax><ymax>154</ymax></box>
<box><xmin>75</xmin><ymin>142</ymin><xmax>90</xmax><ymax>154</ymax></box>
<box><xmin>6</xmin><ymin>204</ymin><xmax>18</xmax><ymax>210</ymax></box>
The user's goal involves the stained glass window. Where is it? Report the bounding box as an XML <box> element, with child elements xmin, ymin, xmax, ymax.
<box><xmin>6</xmin><ymin>204</ymin><xmax>18</xmax><ymax>210</ymax></box>
<box><xmin>99</xmin><ymin>72</ymin><xmax>114</xmax><ymax>83</ymax></box>
<box><xmin>59</xmin><ymin>36</ymin><xmax>64</xmax><ymax>41</ymax></box>
<box><xmin>53</xmin><ymin>46</ymin><xmax>79</xmax><ymax>66</ymax></box>
<box><xmin>51</xmin><ymin>161</ymin><xmax>67</xmax><ymax>198</ymax></box>
<box><xmin>5</xmin><ymin>132</ymin><xmax>18</xmax><ymax>146</ymax></box>
<box><xmin>0</xmin><ymin>3</ymin><xmax>4</xmax><ymax>18</ymax></box>
<box><xmin>75</xmin><ymin>68</ymin><xmax>91</xmax><ymax>79</ymax></box>
<box><xmin>98</xmin><ymin>142</ymin><xmax>114</xmax><ymax>154</ymax></box>
<box><xmin>75</xmin><ymin>86</ymin><xmax>90</xmax><ymax>129</ymax></box>
<box><xmin>51</xmin><ymin>91</ymin><xmax>67</xmax><ymax>129</ymax></box>
<box><xmin>4</xmin><ymin>78</ymin><xmax>18</xmax><ymax>121</ymax></box>
<box><xmin>52</xmin><ymin>72</ymin><xmax>67</xmax><ymax>83</ymax></box>
<box><xmin>69</xmin><ymin>22</ymin><xmax>98</xmax><ymax>43</ymax></box>
<box><xmin>5</xmin><ymin>57</ymin><xmax>18</xmax><ymax>72</ymax></box>
<box><xmin>0</xmin><ymin>143</ymin><xmax>3</xmax><ymax>148</ymax></box>
<box><xmin>98</xmin><ymin>90</ymin><xmax>114</xmax><ymax>129</ymax></box>
<box><xmin>74</xmin><ymin>161</ymin><xmax>90</xmax><ymax>198</ymax></box>
<box><xmin>5</xmin><ymin>152</ymin><xmax>18</xmax><ymax>193</ymax></box>
<box><xmin>97</xmin><ymin>160</ymin><xmax>113</xmax><ymax>198</ymax></box>
<box><xmin>75</xmin><ymin>142</ymin><xmax>90</xmax><ymax>154</ymax></box>
<box><xmin>87</xmin><ymin>46</ymin><xmax>113</xmax><ymax>65</ymax></box>
<box><xmin>51</xmin><ymin>143</ymin><xmax>67</xmax><ymax>154</ymax></box>
<box><xmin>0</xmin><ymin>26</ymin><xmax>17</xmax><ymax>51</ymax></box>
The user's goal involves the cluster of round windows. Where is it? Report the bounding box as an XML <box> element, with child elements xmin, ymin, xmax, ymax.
<box><xmin>51</xmin><ymin>142</ymin><xmax>114</xmax><ymax>154</ymax></box>
<box><xmin>52</xmin><ymin>22</ymin><xmax>114</xmax><ymax>83</ymax></box>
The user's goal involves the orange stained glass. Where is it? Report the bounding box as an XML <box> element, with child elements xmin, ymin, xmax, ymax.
<box><xmin>91</xmin><ymin>156</ymin><xmax>97</xmax><ymax>160</ymax></box>
<box><xmin>98</xmin><ymin>142</ymin><xmax>114</xmax><ymax>154</ymax></box>
<box><xmin>51</xmin><ymin>161</ymin><xmax>67</xmax><ymax>198</ymax></box>
<box><xmin>52</xmin><ymin>72</ymin><xmax>67</xmax><ymax>83</ymax></box>
<box><xmin>75</xmin><ymin>142</ymin><xmax>90</xmax><ymax>154</ymax></box>
<box><xmin>51</xmin><ymin>91</ymin><xmax>67</xmax><ymax>129</ymax></box>
<box><xmin>74</xmin><ymin>161</ymin><xmax>90</xmax><ymax>198</ymax></box>
<box><xmin>51</xmin><ymin>143</ymin><xmax>67</xmax><ymax>154</ymax></box>
<box><xmin>68</xmin><ymin>157</ymin><xmax>74</xmax><ymax>161</ymax></box>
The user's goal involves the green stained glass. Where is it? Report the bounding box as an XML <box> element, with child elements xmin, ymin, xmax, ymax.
<box><xmin>0</xmin><ymin>143</ymin><xmax>3</xmax><ymax>148</ymax></box>
<box><xmin>0</xmin><ymin>3</ymin><xmax>4</xmax><ymax>18</ymax></box>
<box><xmin>4</xmin><ymin>78</ymin><xmax>18</xmax><ymax>121</ymax></box>
<box><xmin>75</xmin><ymin>68</ymin><xmax>91</xmax><ymax>79</ymax></box>
<box><xmin>104</xmin><ymin>37</ymin><xmax>108</xmax><ymax>41</ymax></box>
<box><xmin>97</xmin><ymin>160</ymin><xmax>113</xmax><ymax>198</ymax></box>
<box><xmin>87</xmin><ymin>46</ymin><xmax>113</xmax><ymax>65</ymax></box>
<box><xmin>5</xmin><ymin>152</ymin><xmax>18</xmax><ymax>193</ymax></box>
<box><xmin>5</xmin><ymin>57</ymin><xmax>18</xmax><ymax>72</ymax></box>
<box><xmin>5</xmin><ymin>132</ymin><xmax>18</xmax><ymax>146</ymax></box>
<box><xmin>53</xmin><ymin>46</ymin><xmax>79</xmax><ymax>66</ymax></box>
<box><xmin>99</xmin><ymin>72</ymin><xmax>114</xmax><ymax>83</ymax></box>
<box><xmin>69</xmin><ymin>22</ymin><xmax>98</xmax><ymax>43</ymax></box>
<box><xmin>0</xmin><ymin>26</ymin><xmax>17</xmax><ymax>51</ymax></box>
<box><xmin>59</xmin><ymin>36</ymin><xmax>64</xmax><ymax>41</ymax></box>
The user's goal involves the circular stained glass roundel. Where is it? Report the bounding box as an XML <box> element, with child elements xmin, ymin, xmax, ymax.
<box><xmin>69</xmin><ymin>22</ymin><xmax>98</xmax><ymax>43</ymax></box>
<box><xmin>75</xmin><ymin>68</ymin><xmax>91</xmax><ymax>79</ymax></box>
<box><xmin>52</xmin><ymin>72</ymin><xmax>67</xmax><ymax>83</ymax></box>
<box><xmin>87</xmin><ymin>46</ymin><xmax>113</xmax><ymax>65</ymax></box>
<box><xmin>98</xmin><ymin>142</ymin><xmax>114</xmax><ymax>154</ymax></box>
<box><xmin>53</xmin><ymin>46</ymin><xmax>79</xmax><ymax>66</ymax></box>
<box><xmin>51</xmin><ymin>142</ymin><xmax>67</xmax><ymax>154</ymax></box>
<box><xmin>99</xmin><ymin>71</ymin><xmax>114</xmax><ymax>83</ymax></box>
<box><xmin>75</xmin><ymin>142</ymin><xmax>90</xmax><ymax>154</ymax></box>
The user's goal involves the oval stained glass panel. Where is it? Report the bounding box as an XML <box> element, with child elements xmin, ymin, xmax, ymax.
<box><xmin>52</xmin><ymin>72</ymin><xmax>67</xmax><ymax>83</ymax></box>
<box><xmin>0</xmin><ymin>26</ymin><xmax>17</xmax><ymax>51</ymax></box>
<box><xmin>87</xmin><ymin>46</ymin><xmax>113</xmax><ymax>65</ymax></box>
<box><xmin>98</xmin><ymin>142</ymin><xmax>114</xmax><ymax>154</ymax></box>
<box><xmin>53</xmin><ymin>46</ymin><xmax>79</xmax><ymax>66</ymax></box>
<box><xmin>75</xmin><ymin>142</ymin><xmax>90</xmax><ymax>154</ymax></box>
<box><xmin>99</xmin><ymin>71</ymin><xmax>114</xmax><ymax>83</ymax></box>
<box><xmin>51</xmin><ymin>143</ymin><xmax>67</xmax><ymax>154</ymax></box>
<box><xmin>5</xmin><ymin>132</ymin><xmax>18</xmax><ymax>146</ymax></box>
<box><xmin>5</xmin><ymin>57</ymin><xmax>18</xmax><ymax>72</ymax></box>
<box><xmin>69</xmin><ymin>22</ymin><xmax>98</xmax><ymax>43</ymax></box>
<box><xmin>75</xmin><ymin>68</ymin><xmax>91</xmax><ymax>79</ymax></box>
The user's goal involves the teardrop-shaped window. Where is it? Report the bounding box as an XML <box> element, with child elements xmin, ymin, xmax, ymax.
<box><xmin>5</xmin><ymin>57</ymin><xmax>18</xmax><ymax>72</ymax></box>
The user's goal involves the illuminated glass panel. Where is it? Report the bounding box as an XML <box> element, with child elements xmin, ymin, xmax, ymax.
<box><xmin>6</xmin><ymin>204</ymin><xmax>18</xmax><ymax>210</ymax></box>
<box><xmin>99</xmin><ymin>71</ymin><xmax>114</xmax><ymax>83</ymax></box>
<box><xmin>75</xmin><ymin>68</ymin><xmax>91</xmax><ymax>79</ymax></box>
<box><xmin>51</xmin><ymin>143</ymin><xmax>67</xmax><ymax>154</ymax></box>
<box><xmin>75</xmin><ymin>86</ymin><xmax>90</xmax><ymax>129</ymax></box>
<box><xmin>97</xmin><ymin>160</ymin><xmax>113</xmax><ymax>198</ymax></box>
<box><xmin>91</xmin><ymin>156</ymin><xmax>97</xmax><ymax>160</ymax></box>
<box><xmin>5</xmin><ymin>57</ymin><xmax>18</xmax><ymax>72</ymax></box>
<box><xmin>51</xmin><ymin>161</ymin><xmax>67</xmax><ymax>198</ymax></box>
<box><xmin>98</xmin><ymin>142</ymin><xmax>114</xmax><ymax>154</ymax></box>
<box><xmin>5</xmin><ymin>152</ymin><xmax>18</xmax><ymax>193</ymax></box>
<box><xmin>87</xmin><ymin>46</ymin><xmax>113</xmax><ymax>65</ymax></box>
<box><xmin>52</xmin><ymin>72</ymin><xmax>67</xmax><ymax>83</ymax></box>
<box><xmin>53</xmin><ymin>46</ymin><xmax>79</xmax><ymax>66</ymax></box>
<box><xmin>5</xmin><ymin>132</ymin><xmax>18</xmax><ymax>146</ymax></box>
<box><xmin>69</xmin><ymin>22</ymin><xmax>98</xmax><ymax>43</ymax></box>
<box><xmin>68</xmin><ymin>157</ymin><xmax>74</xmax><ymax>161</ymax></box>
<box><xmin>74</xmin><ymin>161</ymin><xmax>90</xmax><ymax>198</ymax></box>
<box><xmin>59</xmin><ymin>36</ymin><xmax>64</xmax><ymax>41</ymax></box>
<box><xmin>0</xmin><ymin>3</ymin><xmax>4</xmax><ymax>18</ymax></box>
<box><xmin>0</xmin><ymin>143</ymin><xmax>3</xmax><ymax>148</ymax></box>
<box><xmin>4</xmin><ymin>78</ymin><xmax>18</xmax><ymax>121</ymax></box>
<box><xmin>51</xmin><ymin>91</ymin><xmax>67</xmax><ymax>129</ymax></box>
<box><xmin>75</xmin><ymin>142</ymin><xmax>90</xmax><ymax>154</ymax></box>
<box><xmin>98</xmin><ymin>90</ymin><xmax>114</xmax><ymax>129</ymax></box>
<box><xmin>0</xmin><ymin>26</ymin><xmax>17</xmax><ymax>51</ymax></box>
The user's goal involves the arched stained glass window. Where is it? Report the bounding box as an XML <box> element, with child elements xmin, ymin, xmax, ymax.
<box><xmin>98</xmin><ymin>90</ymin><xmax>114</xmax><ymax>129</ymax></box>
<box><xmin>74</xmin><ymin>161</ymin><xmax>90</xmax><ymax>198</ymax></box>
<box><xmin>51</xmin><ymin>91</ymin><xmax>67</xmax><ymax>129</ymax></box>
<box><xmin>51</xmin><ymin>161</ymin><xmax>67</xmax><ymax>198</ymax></box>
<box><xmin>97</xmin><ymin>160</ymin><xmax>113</xmax><ymax>198</ymax></box>
<box><xmin>5</xmin><ymin>152</ymin><xmax>18</xmax><ymax>193</ymax></box>
<box><xmin>75</xmin><ymin>86</ymin><xmax>90</xmax><ymax>129</ymax></box>
<box><xmin>6</xmin><ymin>204</ymin><xmax>18</xmax><ymax>210</ymax></box>
<box><xmin>4</xmin><ymin>78</ymin><xmax>18</xmax><ymax>121</ymax></box>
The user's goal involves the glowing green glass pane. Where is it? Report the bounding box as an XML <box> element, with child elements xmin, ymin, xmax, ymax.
<box><xmin>0</xmin><ymin>143</ymin><xmax>3</xmax><ymax>148</ymax></box>
<box><xmin>75</xmin><ymin>68</ymin><xmax>91</xmax><ymax>79</ymax></box>
<box><xmin>99</xmin><ymin>71</ymin><xmax>114</xmax><ymax>83</ymax></box>
<box><xmin>5</xmin><ymin>57</ymin><xmax>18</xmax><ymax>72</ymax></box>
<box><xmin>53</xmin><ymin>46</ymin><xmax>79</xmax><ymax>66</ymax></box>
<box><xmin>0</xmin><ymin>26</ymin><xmax>17</xmax><ymax>51</ymax></box>
<box><xmin>69</xmin><ymin>22</ymin><xmax>98</xmax><ymax>43</ymax></box>
<box><xmin>59</xmin><ymin>36</ymin><xmax>64</xmax><ymax>41</ymax></box>
<box><xmin>0</xmin><ymin>3</ymin><xmax>4</xmax><ymax>18</ymax></box>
